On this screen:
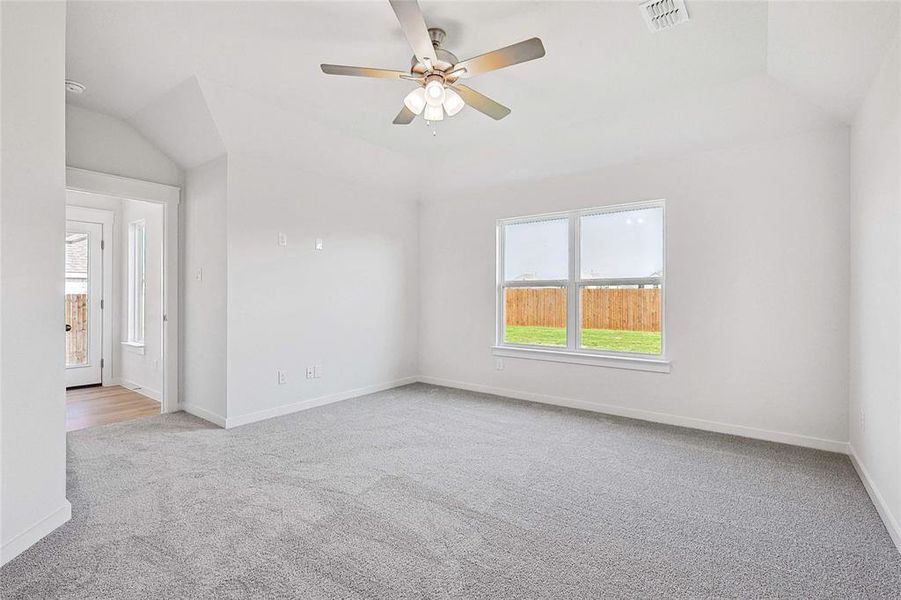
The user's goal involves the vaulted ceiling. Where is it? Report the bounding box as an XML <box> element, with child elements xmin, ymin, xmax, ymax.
<box><xmin>65</xmin><ymin>1</ymin><xmax>899</xmax><ymax>190</ymax></box>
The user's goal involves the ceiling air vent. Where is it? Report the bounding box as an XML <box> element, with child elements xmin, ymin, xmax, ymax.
<box><xmin>640</xmin><ymin>0</ymin><xmax>689</xmax><ymax>33</ymax></box>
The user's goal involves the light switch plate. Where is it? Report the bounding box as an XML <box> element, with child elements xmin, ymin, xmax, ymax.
<box><xmin>278</xmin><ymin>232</ymin><xmax>288</xmax><ymax>247</ymax></box>
<box><xmin>194</xmin><ymin>268</ymin><xmax>203</xmax><ymax>281</ymax></box>
<box><xmin>277</xmin><ymin>370</ymin><xmax>287</xmax><ymax>385</ymax></box>
<box><xmin>315</xmin><ymin>238</ymin><xmax>323</xmax><ymax>251</ymax></box>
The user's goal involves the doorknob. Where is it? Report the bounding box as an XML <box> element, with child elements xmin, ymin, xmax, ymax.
<box><xmin>66</xmin><ymin>323</ymin><xmax>72</xmax><ymax>332</ymax></box>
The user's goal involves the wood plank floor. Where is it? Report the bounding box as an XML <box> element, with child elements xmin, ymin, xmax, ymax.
<box><xmin>66</xmin><ymin>385</ymin><xmax>160</xmax><ymax>432</ymax></box>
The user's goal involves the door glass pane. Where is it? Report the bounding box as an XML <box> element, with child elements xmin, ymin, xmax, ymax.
<box><xmin>581</xmin><ymin>285</ymin><xmax>662</xmax><ymax>354</ymax></box>
<box><xmin>504</xmin><ymin>287</ymin><xmax>566</xmax><ymax>347</ymax></box>
<box><xmin>65</xmin><ymin>232</ymin><xmax>89</xmax><ymax>367</ymax></box>
<box><xmin>581</xmin><ymin>207</ymin><xmax>663</xmax><ymax>279</ymax></box>
<box><xmin>504</xmin><ymin>218</ymin><xmax>568</xmax><ymax>281</ymax></box>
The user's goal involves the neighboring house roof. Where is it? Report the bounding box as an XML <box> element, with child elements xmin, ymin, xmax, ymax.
<box><xmin>65</xmin><ymin>233</ymin><xmax>88</xmax><ymax>275</ymax></box>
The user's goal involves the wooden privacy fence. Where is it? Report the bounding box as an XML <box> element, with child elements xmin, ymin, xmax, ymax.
<box><xmin>65</xmin><ymin>293</ymin><xmax>88</xmax><ymax>365</ymax></box>
<box><xmin>505</xmin><ymin>287</ymin><xmax>661</xmax><ymax>332</ymax></box>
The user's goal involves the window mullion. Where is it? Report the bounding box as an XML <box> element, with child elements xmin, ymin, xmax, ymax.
<box><xmin>568</xmin><ymin>212</ymin><xmax>579</xmax><ymax>351</ymax></box>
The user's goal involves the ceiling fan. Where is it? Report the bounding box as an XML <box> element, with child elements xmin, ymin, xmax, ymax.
<box><xmin>320</xmin><ymin>0</ymin><xmax>546</xmax><ymax>126</ymax></box>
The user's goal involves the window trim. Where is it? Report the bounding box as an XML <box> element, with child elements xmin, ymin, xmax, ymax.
<box><xmin>127</xmin><ymin>219</ymin><xmax>146</xmax><ymax>345</ymax></box>
<box><xmin>495</xmin><ymin>199</ymin><xmax>669</xmax><ymax>372</ymax></box>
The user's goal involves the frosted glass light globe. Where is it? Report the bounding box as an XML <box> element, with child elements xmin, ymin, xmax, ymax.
<box><xmin>425</xmin><ymin>80</ymin><xmax>446</xmax><ymax>107</ymax></box>
<box><xmin>443</xmin><ymin>88</ymin><xmax>465</xmax><ymax>117</ymax></box>
<box><xmin>423</xmin><ymin>103</ymin><xmax>444</xmax><ymax>121</ymax></box>
<box><xmin>403</xmin><ymin>87</ymin><xmax>427</xmax><ymax>115</ymax></box>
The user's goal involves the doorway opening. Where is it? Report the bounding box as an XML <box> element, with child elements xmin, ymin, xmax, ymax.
<box><xmin>64</xmin><ymin>219</ymin><xmax>104</xmax><ymax>387</ymax></box>
<box><xmin>64</xmin><ymin>169</ymin><xmax>180</xmax><ymax>431</ymax></box>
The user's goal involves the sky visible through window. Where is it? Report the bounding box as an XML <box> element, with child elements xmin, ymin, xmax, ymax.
<box><xmin>581</xmin><ymin>207</ymin><xmax>663</xmax><ymax>279</ymax></box>
<box><xmin>504</xmin><ymin>207</ymin><xmax>663</xmax><ymax>281</ymax></box>
<box><xmin>504</xmin><ymin>218</ymin><xmax>568</xmax><ymax>280</ymax></box>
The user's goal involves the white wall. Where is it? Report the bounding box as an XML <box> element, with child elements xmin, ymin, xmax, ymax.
<box><xmin>66</xmin><ymin>104</ymin><xmax>181</xmax><ymax>187</ymax></box>
<box><xmin>849</xmin><ymin>34</ymin><xmax>901</xmax><ymax>544</ymax></box>
<box><xmin>178</xmin><ymin>81</ymin><xmax>420</xmax><ymax>427</ymax></box>
<box><xmin>223</xmin><ymin>153</ymin><xmax>419</xmax><ymax>424</ymax></box>
<box><xmin>420</xmin><ymin>126</ymin><xmax>850</xmax><ymax>451</ymax></box>
<box><xmin>119</xmin><ymin>199</ymin><xmax>164</xmax><ymax>399</ymax></box>
<box><xmin>182</xmin><ymin>155</ymin><xmax>228</xmax><ymax>423</ymax></box>
<box><xmin>0</xmin><ymin>0</ymin><xmax>70</xmax><ymax>565</ymax></box>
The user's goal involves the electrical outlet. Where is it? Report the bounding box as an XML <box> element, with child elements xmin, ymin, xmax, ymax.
<box><xmin>315</xmin><ymin>238</ymin><xmax>323</xmax><ymax>251</ymax></box>
<box><xmin>278</xmin><ymin>232</ymin><xmax>288</xmax><ymax>247</ymax></box>
<box><xmin>496</xmin><ymin>358</ymin><xmax>504</xmax><ymax>371</ymax></box>
<box><xmin>305</xmin><ymin>366</ymin><xmax>314</xmax><ymax>379</ymax></box>
<box><xmin>277</xmin><ymin>370</ymin><xmax>287</xmax><ymax>385</ymax></box>
<box><xmin>313</xmin><ymin>364</ymin><xmax>322</xmax><ymax>379</ymax></box>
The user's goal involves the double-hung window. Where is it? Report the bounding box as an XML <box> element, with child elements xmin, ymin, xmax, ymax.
<box><xmin>127</xmin><ymin>220</ymin><xmax>146</xmax><ymax>345</ymax></box>
<box><xmin>495</xmin><ymin>200</ymin><xmax>667</xmax><ymax>369</ymax></box>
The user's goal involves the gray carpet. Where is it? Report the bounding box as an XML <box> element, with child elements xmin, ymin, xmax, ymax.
<box><xmin>2</xmin><ymin>383</ymin><xmax>900</xmax><ymax>598</ymax></box>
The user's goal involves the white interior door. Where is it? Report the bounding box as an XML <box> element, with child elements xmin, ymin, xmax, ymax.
<box><xmin>65</xmin><ymin>220</ymin><xmax>103</xmax><ymax>387</ymax></box>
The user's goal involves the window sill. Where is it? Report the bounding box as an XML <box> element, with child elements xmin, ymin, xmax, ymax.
<box><xmin>121</xmin><ymin>341</ymin><xmax>145</xmax><ymax>355</ymax></box>
<box><xmin>491</xmin><ymin>345</ymin><xmax>671</xmax><ymax>373</ymax></box>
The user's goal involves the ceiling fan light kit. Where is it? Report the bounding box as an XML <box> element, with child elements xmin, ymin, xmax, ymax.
<box><xmin>403</xmin><ymin>87</ymin><xmax>427</xmax><ymax>114</ymax></box>
<box><xmin>443</xmin><ymin>88</ymin><xmax>465</xmax><ymax>117</ymax></box>
<box><xmin>321</xmin><ymin>0</ymin><xmax>546</xmax><ymax>130</ymax></box>
<box><xmin>425</xmin><ymin>79</ymin><xmax>445</xmax><ymax>105</ymax></box>
<box><xmin>423</xmin><ymin>103</ymin><xmax>444</xmax><ymax>122</ymax></box>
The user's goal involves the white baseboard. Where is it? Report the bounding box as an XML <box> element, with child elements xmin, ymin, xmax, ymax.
<box><xmin>0</xmin><ymin>501</ymin><xmax>72</xmax><ymax>566</ymax></box>
<box><xmin>417</xmin><ymin>376</ymin><xmax>850</xmax><ymax>454</ymax></box>
<box><xmin>119</xmin><ymin>378</ymin><xmax>161</xmax><ymax>402</ymax></box>
<box><xmin>107</xmin><ymin>377</ymin><xmax>160</xmax><ymax>403</ymax></box>
<box><xmin>849</xmin><ymin>447</ymin><xmax>901</xmax><ymax>553</ymax></box>
<box><xmin>119</xmin><ymin>379</ymin><xmax>163</xmax><ymax>402</ymax></box>
<box><xmin>179</xmin><ymin>402</ymin><xmax>227</xmax><ymax>428</ymax></box>
<box><xmin>225</xmin><ymin>376</ymin><xmax>418</xmax><ymax>429</ymax></box>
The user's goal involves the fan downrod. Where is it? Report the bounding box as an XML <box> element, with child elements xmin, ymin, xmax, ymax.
<box><xmin>428</xmin><ymin>28</ymin><xmax>446</xmax><ymax>48</ymax></box>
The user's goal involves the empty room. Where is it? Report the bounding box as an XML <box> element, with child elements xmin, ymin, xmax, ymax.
<box><xmin>2</xmin><ymin>0</ymin><xmax>901</xmax><ymax>597</ymax></box>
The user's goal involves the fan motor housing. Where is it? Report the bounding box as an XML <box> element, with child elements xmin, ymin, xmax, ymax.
<box><xmin>411</xmin><ymin>28</ymin><xmax>458</xmax><ymax>75</ymax></box>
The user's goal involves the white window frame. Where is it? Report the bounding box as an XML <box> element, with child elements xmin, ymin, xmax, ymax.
<box><xmin>127</xmin><ymin>219</ymin><xmax>146</xmax><ymax>345</ymax></box>
<box><xmin>493</xmin><ymin>199</ymin><xmax>670</xmax><ymax>373</ymax></box>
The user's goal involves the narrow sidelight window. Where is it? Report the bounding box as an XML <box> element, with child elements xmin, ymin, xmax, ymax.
<box><xmin>127</xmin><ymin>220</ymin><xmax>146</xmax><ymax>344</ymax></box>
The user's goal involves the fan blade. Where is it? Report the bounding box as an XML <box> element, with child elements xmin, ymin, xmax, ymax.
<box><xmin>453</xmin><ymin>38</ymin><xmax>546</xmax><ymax>77</ymax></box>
<box><xmin>321</xmin><ymin>64</ymin><xmax>409</xmax><ymax>79</ymax></box>
<box><xmin>388</xmin><ymin>0</ymin><xmax>438</xmax><ymax>67</ymax></box>
<box><xmin>393</xmin><ymin>105</ymin><xmax>417</xmax><ymax>125</ymax></box>
<box><xmin>452</xmin><ymin>84</ymin><xmax>511</xmax><ymax>120</ymax></box>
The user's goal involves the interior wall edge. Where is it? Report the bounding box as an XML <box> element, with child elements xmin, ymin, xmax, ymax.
<box><xmin>0</xmin><ymin>501</ymin><xmax>71</xmax><ymax>567</ymax></box>
<box><xmin>178</xmin><ymin>402</ymin><xmax>227</xmax><ymax>428</ymax></box>
<box><xmin>850</xmin><ymin>447</ymin><xmax>901</xmax><ymax>554</ymax></box>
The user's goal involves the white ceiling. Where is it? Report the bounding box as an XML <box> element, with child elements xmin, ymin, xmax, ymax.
<box><xmin>65</xmin><ymin>1</ymin><xmax>899</xmax><ymax>189</ymax></box>
<box><xmin>767</xmin><ymin>1</ymin><xmax>899</xmax><ymax>121</ymax></box>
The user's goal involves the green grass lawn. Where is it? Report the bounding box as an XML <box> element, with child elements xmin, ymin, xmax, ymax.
<box><xmin>504</xmin><ymin>325</ymin><xmax>661</xmax><ymax>354</ymax></box>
